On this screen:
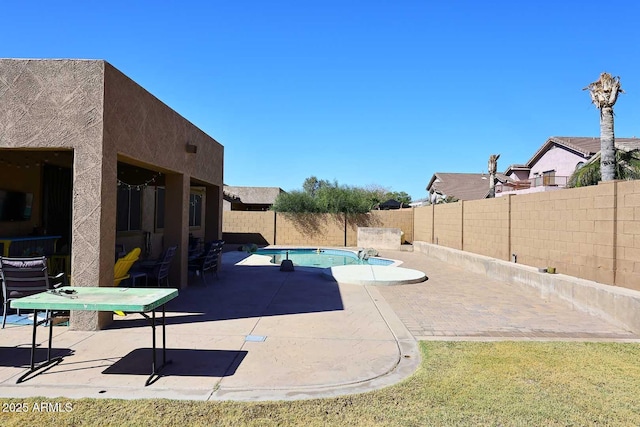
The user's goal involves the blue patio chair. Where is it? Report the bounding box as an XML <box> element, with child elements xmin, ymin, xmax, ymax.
<box><xmin>188</xmin><ymin>240</ymin><xmax>224</xmax><ymax>285</ymax></box>
<box><xmin>138</xmin><ymin>245</ymin><xmax>178</xmax><ymax>288</ymax></box>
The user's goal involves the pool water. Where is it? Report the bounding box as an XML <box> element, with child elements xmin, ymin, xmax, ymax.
<box><xmin>255</xmin><ymin>248</ymin><xmax>393</xmax><ymax>268</ymax></box>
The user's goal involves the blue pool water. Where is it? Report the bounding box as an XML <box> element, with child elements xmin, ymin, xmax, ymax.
<box><xmin>255</xmin><ymin>248</ymin><xmax>394</xmax><ymax>268</ymax></box>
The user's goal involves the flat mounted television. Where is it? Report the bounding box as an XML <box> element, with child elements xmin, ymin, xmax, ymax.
<box><xmin>0</xmin><ymin>189</ymin><xmax>33</xmax><ymax>221</ymax></box>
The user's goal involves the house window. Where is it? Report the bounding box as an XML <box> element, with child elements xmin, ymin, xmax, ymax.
<box><xmin>155</xmin><ymin>187</ymin><xmax>202</xmax><ymax>228</ymax></box>
<box><xmin>543</xmin><ymin>170</ymin><xmax>556</xmax><ymax>186</ymax></box>
<box><xmin>189</xmin><ymin>193</ymin><xmax>202</xmax><ymax>227</ymax></box>
<box><xmin>117</xmin><ymin>187</ymin><xmax>142</xmax><ymax>232</ymax></box>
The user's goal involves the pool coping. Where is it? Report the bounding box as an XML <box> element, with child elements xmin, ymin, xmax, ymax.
<box><xmin>243</xmin><ymin>246</ymin><xmax>403</xmax><ymax>267</ymax></box>
<box><xmin>236</xmin><ymin>246</ymin><xmax>426</xmax><ymax>286</ymax></box>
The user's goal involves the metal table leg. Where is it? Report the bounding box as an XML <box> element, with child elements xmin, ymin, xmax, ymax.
<box><xmin>144</xmin><ymin>303</ymin><xmax>171</xmax><ymax>386</ymax></box>
<box><xmin>17</xmin><ymin>309</ymin><xmax>63</xmax><ymax>383</ymax></box>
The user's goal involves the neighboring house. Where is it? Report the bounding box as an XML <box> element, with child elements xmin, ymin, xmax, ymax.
<box><xmin>223</xmin><ymin>186</ymin><xmax>285</xmax><ymax>211</ymax></box>
<box><xmin>497</xmin><ymin>136</ymin><xmax>640</xmax><ymax>196</ymax></box>
<box><xmin>0</xmin><ymin>59</ymin><xmax>224</xmax><ymax>330</ymax></box>
<box><xmin>426</xmin><ymin>172</ymin><xmax>512</xmax><ymax>202</ymax></box>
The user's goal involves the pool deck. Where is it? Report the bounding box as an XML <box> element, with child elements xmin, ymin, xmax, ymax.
<box><xmin>238</xmin><ymin>247</ymin><xmax>426</xmax><ymax>285</ymax></box>
<box><xmin>0</xmin><ymin>247</ymin><xmax>638</xmax><ymax>402</ymax></box>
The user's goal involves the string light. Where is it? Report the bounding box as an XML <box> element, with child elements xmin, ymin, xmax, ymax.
<box><xmin>117</xmin><ymin>172</ymin><xmax>162</xmax><ymax>191</ymax></box>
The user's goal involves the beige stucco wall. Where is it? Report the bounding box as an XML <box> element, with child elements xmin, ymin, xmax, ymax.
<box><xmin>103</xmin><ymin>62</ymin><xmax>223</xmax><ymax>296</ymax></box>
<box><xmin>0</xmin><ymin>59</ymin><xmax>224</xmax><ymax>330</ymax></box>
<box><xmin>0</xmin><ymin>59</ymin><xmax>106</xmax><ymax>329</ymax></box>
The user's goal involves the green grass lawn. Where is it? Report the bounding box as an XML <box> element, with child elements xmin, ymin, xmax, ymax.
<box><xmin>3</xmin><ymin>341</ymin><xmax>640</xmax><ymax>426</ymax></box>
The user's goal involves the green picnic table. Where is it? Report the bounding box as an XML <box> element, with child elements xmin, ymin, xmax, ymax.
<box><xmin>11</xmin><ymin>286</ymin><xmax>178</xmax><ymax>386</ymax></box>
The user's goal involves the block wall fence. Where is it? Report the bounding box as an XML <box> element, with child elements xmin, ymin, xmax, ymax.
<box><xmin>223</xmin><ymin>209</ymin><xmax>414</xmax><ymax>247</ymax></box>
<box><xmin>223</xmin><ymin>180</ymin><xmax>640</xmax><ymax>291</ymax></box>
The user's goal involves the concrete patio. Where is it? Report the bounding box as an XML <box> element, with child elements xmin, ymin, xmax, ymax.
<box><xmin>0</xmin><ymin>248</ymin><xmax>637</xmax><ymax>402</ymax></box>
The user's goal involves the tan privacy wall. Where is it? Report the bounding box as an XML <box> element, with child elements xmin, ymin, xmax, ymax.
<box><xmin>223</xmin><ymin>209</ymin><xmax>414</xmax><ymax>247</ymax></box>
<box><xmin>616</xmin><ymin>180</ymin><xmax>640</xmax><ymax>290</ymax></box>
<box><xmin>368</xmin><ymin>209</ymin><xmax>414</xmax><ymax>243</ymax></box>
<box><xmin>277</xmin><ymin>213</ymin><xmax>347</xmax><ymax>246</ymax></box>
<box><xmin>510</xmin><ymin>184</ymin><xmax>615</xmax><ymax>285</ymax></box>
<box><xmin>414</xmin><ymin>205</ymin><xmax>433</xmax><ymax>243</ymax></box>
<box><xmin>223</xmin><ymin>180</ymin><xmax>640</xmax><ymax>290</ymax></box>
<box><xmin>223</xmin><ymin>210</ymin><xmax>275</xmax><ymax>245</ymax></box>
<box><xmin>433</xmin><ymin>202</ymin><xmax>463</xmax><ymax>250</ymax></box>
<box><xmin>464</xmin><ymin>197</ymin><xmax>511</xmax><ymax>261</ymax></box>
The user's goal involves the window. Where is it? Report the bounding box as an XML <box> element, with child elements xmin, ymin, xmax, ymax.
<box><xmin>542</xmin><ymin>170</ymin><xmax>556</xmax><ymax>186</ymax></box>
<box><xmin>117</xmin><ymin>187</ymin><xmax>142</xmax><ymax>232</ymax></box>
<box><xmin>189</xmin><ymin>193</ymin><xmax>202</xmax><ymax>227</ymax></box>
<box><xmin>155</xmin><ymin>187</ymin><xmax>203</xmax><ymax>229</ymax></box>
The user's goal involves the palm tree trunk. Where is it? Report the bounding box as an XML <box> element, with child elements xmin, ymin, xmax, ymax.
<box><xmin>489</xmin><ymin>173</ymin><xmax>496</xmax><ymax>197</ymax></box>
<box><xmin>600</xmin><ymin>105</ymin><xmax>616</xmax><ymax>181</ymax></box>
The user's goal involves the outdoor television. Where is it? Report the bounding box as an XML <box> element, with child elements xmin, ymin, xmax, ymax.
<box><xmin>0</xmin><ymin>189</ymin><xmax>33</xmax><ymax>221</ymax></box>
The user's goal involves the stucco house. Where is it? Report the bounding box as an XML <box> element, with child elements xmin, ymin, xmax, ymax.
<box><xmin>497</xmin><ymin>136</ymin><xmax>640</xmax><ymax>196</ymax></box>
<box><xmin>0</xmin><ymin>59</ymin><xmax>224</xmax><ymax>330</ymax></box>
<box><xmin>426</xmin><ymin>172</ymin><xmax>511</xmax><ymax>202</ymax></box>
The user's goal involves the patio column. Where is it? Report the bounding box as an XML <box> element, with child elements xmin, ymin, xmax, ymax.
<box><xmin>164</xmin><ymin>173</ymin><xmax>189</xmax><ymax>289</ymax></box>
<box><xmin>204</xmin><ymin>184</ymin><xmax>222</xmax><ymax>241</ymax></box>
<box><xmin>69</xmin><ymin>147</ymin><xmax>117</xmax><ymax>330</ymax></box>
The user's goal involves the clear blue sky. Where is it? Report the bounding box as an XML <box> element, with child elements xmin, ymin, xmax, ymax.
<box><xmin>3</xmin><ymin>1</ymin><xmax>640</xmax><ymax>200</ymax></box>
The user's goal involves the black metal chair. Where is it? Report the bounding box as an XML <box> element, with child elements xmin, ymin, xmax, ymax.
<box><xmin>139</xmin><ymin>245</ymin><xmax>178</xmax><ymax>288</ymax></box>
<box><xmin>188</xmin><ymin>240</ymin><xmax>224</xmax><ymax>285</ymax></box>
<box><xmin>1</xmin><ymin>256</ymin><xmax>64</xmax><ymax>328</ymax></box>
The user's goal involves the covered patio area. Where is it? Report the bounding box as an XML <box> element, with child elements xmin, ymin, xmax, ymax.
<box><xmin>0</xmin><ymin>59</ymin><xmax>224</xmax><ymax>330</ymax></box>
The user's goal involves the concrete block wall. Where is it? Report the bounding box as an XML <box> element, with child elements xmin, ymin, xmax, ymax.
<box><xmin>413</xmin><ymin>205</ymin><xmax>433</xmax><ymax>243</ymax></box>
<box><xmin>433</xmin><ymin>202</ymin><xmax>463</xmax><ymax>250</ymax></box>
<box><xmin>222</xmin><ymin>210</ymin><xmax>414</xmax><ymax>247</ymax></box>
<box><xmin>369</xmin><ymin>209</ymin><xmax>414</xmax><ymax>243</ymax></box>
<box><xmin>510</xmin><ymin>182</ymin><xmax>615</xmax><ymax>285</ymax></box>
<box><xmin>276</xmin><ymin>213</ymin><xmax>346</xmax><ymax>246</ymax></box>
<box><xmin>222</xmin><ymin>180</ymin><xmax>640</xmax><ymax>292</ymax></box>
<box><xmin>222</xmin><ymin>210</ymin><xmax>275</xmax><ymax>245</ymax></box>
<box><xmin>616</xmin><ymin>180</ymin><xmax>640</xmax><ymax>290</ymax></box>
<box><xmin>463</xmin><ymin>196</ymin><xmax>511</xmax><ymax>261</ymax></box>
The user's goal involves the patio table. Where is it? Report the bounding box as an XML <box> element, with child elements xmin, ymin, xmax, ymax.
<box><xmin>11</xmin><ymin>286</ymin><xmax>178</xmax><ymax>386</ymax></box>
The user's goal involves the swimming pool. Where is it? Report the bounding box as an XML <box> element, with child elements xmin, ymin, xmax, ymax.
<box><xmin>255</xmin><ymin>248</ymin><xmax>395</xmax><ymax>268</ymax></box>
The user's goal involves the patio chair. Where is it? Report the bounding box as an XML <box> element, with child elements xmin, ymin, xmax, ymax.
<box><xmin>188</xmin><ymin>240</ymin><xmax>224</xmax><ymax>285</ymax></box>
<box><xmin>1</xmin><ymin>256</ymin><xmax>65</xmax><ymax>328</ymax></box>
<box><xmin>115</xmin><ymin>243</ymin><xmax>127</xmax><ymax>261</ymax></box>
<box><xmin>114</xmin><ymin>247</ymin><xmax>141</xmax><ymax>287</ymax></box>
<box><xmin>138</xmin><ymin>245</ymin><xmax>178</xmax><ymax>288</ymax></box>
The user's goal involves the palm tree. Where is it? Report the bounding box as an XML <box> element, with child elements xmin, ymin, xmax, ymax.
<box><xmin>487</xmin><ymin>154</ymin><xmax>500</xmax><ymax>197</ymax></box>
<box><xmin>584</xmin><ymin>72</ymin><xmax>624</xmax><ymax>181</ymax></box>
<box><xmin>568</xmin><ymin>148</ymin><xmax>640</xmax><ymax>188</ymax></box>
